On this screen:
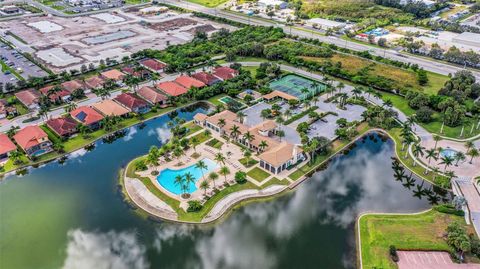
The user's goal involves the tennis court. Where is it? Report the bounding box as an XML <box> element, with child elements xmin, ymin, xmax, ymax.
<box><xmin>269</xmin><ymin>74</ymin><xmax>326</xmax><ymax>100</ymax></box>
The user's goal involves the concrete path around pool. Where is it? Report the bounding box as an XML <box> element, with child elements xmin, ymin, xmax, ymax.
<box><xmin>397</xmin><ymin>251</ymin><xmax>480</xmax><ymax>269</ymax></box>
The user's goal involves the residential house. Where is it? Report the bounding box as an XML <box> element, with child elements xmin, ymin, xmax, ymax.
<box><xmin>46</xmin><ymin>117</ymin><xmax>78</xmax><ymax>138</ymax></box>
<box><xmin>92</xmin><ymin>99</ymin><xmax>130</xmax><ymax>117</ymax></box>
<box><xmin>194</xmin><ymin>110</ymin><xmax>304</xmax><ymax>174</ymax></box>
<box><xmin>39</xmin><ymin>85</ymin><xmax>71</xmax><ymax>103</ymax></box>
<box><xmin>100</xmin><ymin>69</ymin><xmax>125</xmax><ymax>84</ymax></box>
<box><xmin>174</xmin><ymin>76</ymin><xmax>206</xmax><ymax>89</ymax></box>
<box><xmin>84</xmin><ymin>76</ymin><xmax>105</xmax><ymax>92</ymax></box>
<box><xmin>114</xmin><ymin>93</ymin><xmax>150</xmax><ymax>114</ymax></box>
<box><xmin>0</xmin><ymin>133</ymin><xmax>17</xmax><ymax>160</ymax></box>
<box><xmin>137</xmin><ymin>86</ymin><xmax>168</xmax><ymax>106</ymax></box>
<box><xmin>191</xmin><ymin>72</ymin><xmax>221</xmax><ymax>86</ymax></box>
<box><xmin>155</xmin><ymin>81</ymin><xmax>188</xmax><ymax>97</ymax></box>
<box><xmin>121</xmin><ymin>66</ymin><xmax>149</xmax><ymax>79</ymax></box>
<box><xmin>213</xmin><ymin>66</ymin><xmax>239</xmax><ymax>81</ymax></box>
<box><xmin>70</xmin><ymin>106</ymin><xmax>104</xmax><ymax>129</ymax></box>
<box><xmin>0</xmin><ymin>99</ymin><xmax>17</xmax><ymax>119</ymax></box>
<box><xmin>139</xmin><ymin>58</ymin><xmax>167</xmax><ymax>73</ymax></box>
<box><xmin>13</xmin><ymin>126</ymin><xmax>52</xmax><ymax>157</ymax></box>
<box><xmin>61</xmin><ymin>80</ymin><xmax>84</xmax><ymax>96</ymax></box>
<box><xmin>15</xmin><ymin>89</ymin><xmax>41</xmax><ymax>110</ymax></box>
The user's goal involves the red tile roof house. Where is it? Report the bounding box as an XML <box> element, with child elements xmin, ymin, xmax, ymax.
<box><xmin>84</xmin><ymin>76</ymin><xmax>105</xmax><ymax>92</ymax></box>
<box><xmin>15</xmin><ymin>89</ymin><xmax>41</xmax><ymax>110</ymax></box>
<box><xmin>39</xmin><ymin>85</ymin><xmax>71</xmax><ymax>103</ymax></box>
<box><xmin>13</xmin><ymin>126</ymin><xmax>52</xmax><ymax>157</ymax></box>
<box><xmin>0</xmin><ymin>133</ymin><xmax>17</xmax><ymax>160</ymax></box>
<box><xmin>100</xmin><ymin>69</ymin><xmax>125</xmax><ymax>85</ymax></box>
<box><xmin>191</xmin><ymin>72</ymin><xmax>221</xmax><ymax>86</ymax></box>
<box><xmin>137</xmin><ymin>86</ymin><xmax>168</xmax><ymax>106</ymax></box>
<box><xmin>114</xmin><ymin>93</ymin><xmax>151</xmax><ymax>114</ymax></box>
<box><xmin>121</xmin><ymin>66</ymin><xmax>150</xmax><ymax>79</ymax></box>
<box><xmin>61</xmin><ymin>80</ymin><xmax>85</xmax><ymax>96</ymax></box>
<box><xmin>46</xmin><ymin>117</ymin><xmax>78</xmax><ymax>138</ymax></box>
<box><xmin>174</xmin><ymin>75</ymin><xmax>206</xmax><ymax>89</ymax></box>
<box><xmin>139</xmin><ymin>58</ymin><xmax>167</xmax><ymax>73</ymax></box>
<box><xmin>213</xmin><ymin>66</ymin><xmax>239</xmax><ymax>80</ymax></box>
<box><xmin>0</xmin><ymin>99</ymin><xmax>17</xmax><ymax>119</ymax></box>
<box><xmin>70</xmin><ymin>106</ymin><xmax>104</xmax><ymax>130</ymax></box>
<box><xmin>155</xmin><ymin>81</ymin><xmax>188</xmax><ymax>97</ymax></box>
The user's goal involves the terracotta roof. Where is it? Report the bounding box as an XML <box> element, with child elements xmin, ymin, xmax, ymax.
<box><xmin>174</xmin><ymin>76</ymin><xmax>206</xmax><ymax>89</ymax></box>
<box><xmin>191</xmin><ymin>72</ymin><xmax>220</xmax><ymax>85</ymax></box>
<box><xmin>121</xmin><ymin>66</ymin><xmax>149</xmax><ymax>78</ymax></box>
<box><xmin>137</xmin><ymin>86</ymin><xmax>167</xmax><ymax>104</ymax></box>
<box><xmin>100</xmin><ymin>69</ymin><xmax>125</xmax><ymax>81</ymax></box>
<box><xmin>140</xmin><ymin>58</ymin><xmax>167</xmax><ymax>71</ymax></box>
<box><xmin>258</xmin><ymin>142</ymin><xmax>302</xmax><ymax>167</ymax></box>
<box><xmin>114</xmin><ymin>93</ymin><xmax>148</xmax><ymax>110</ymax></box>
<box><xmin>70</xmin><ymin>106</ymin><xmax>104</xmax><ymax>125</ymax></box>
<box><xmin>263</xmin><ymin>90</ymin><xmax>298</xmax><ymax>101</ymax></box>
<box><xmin>0</xmin><ymin>133</ymin><xmax>16</xmax><ymax>155</ymax></box>
<box><xmin>92</xmin><ymin>99</ymin><xmax>130</xmax><ymax>117</ymax></box>
<box><xmin>155</xmin><ymin>81</ymin><xmax>188</xmax><ymax>97</ymax></box>
<box><xmin>206</xmin><ymin>110</ymin><xmax>237</xmax><ymax>125</ymax></box>
<box><xmin>39</xmin><ymin>86</ymin><xmax>71</xmax><ymax>101</ymax></box>
<box><xmin>15</xmin><ymin>89</ymin><xmax>41</xmax><ymax>107</ymax></box>
<box><xmin>61</xmin><ymin>80</ymin><xmax>83</xmax><ymax>93</ymax></box>
<box><xmin>84</xmin><ymin>76</ymin><xmax>105</xmax><ymax>89</ymax></box>
<box><xmin>13</xmin><ymin>126</ymin><xmax>49</xmax><ymax>151</ymax></box>
<box><xmin>252</xmin><ymin>120</ymin><xmax>277</xmax><ymax>132</ymax></box>
<box><xmin>213</xmin><ymin>66</ymin><xmax>239</xmax><ymax>80</ymax></box>
<box><xmin>193</xmin><ymin>113</ymin><xmax>208</xmax><ymax>122</ymax></box>
<box><xmin>46</xmin><ymin>117</ymin><xmax>77</xmax><ymax>137</ymax></box>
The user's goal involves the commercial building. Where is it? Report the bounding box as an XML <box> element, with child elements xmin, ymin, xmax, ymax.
<box><xmin>257</xmin><ymin>0</ymin><xmax>288</xmax><ymax>9</ymax></box>
<box><xmin>305</xmin><ymin>18</ymin><xmax>346</xmax><ymax>30</ymax></box>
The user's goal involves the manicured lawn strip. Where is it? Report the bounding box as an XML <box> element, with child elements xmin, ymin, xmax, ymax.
<box><xmin>247</xmin><ymin>167</ymin><xmax>271</xmax><ymax>182</ymax></box>
<box><xmin>289</xmin><ymin>122</ymin><xmax>370</xmax><ymax>180</ymax></box>
<box><xmin>359</xmin><ymin>210</ymin><xmax>463</xmax><ymax>269</ymax></box>
<box><xmin>206</xmin><ymin>138</ymin><xmax>223</xmax><ymax>149</ymax></box>
<box><xmin>261</xmin><ymin>177</ymin><xmax>289</xmax><ymax>188</ymax></box>
<box><xmin>386</xmin><ymin>128</ymin><xmax>449</xmax><ymax>188</ymax></box>
<box><xmin>185</xmin><ymin>0</ymin><xmax>228</xmax><ymax>7</ymax></box>
<box><xmin>239</xmin><ymin>157</ymin><xmax>258</xmax><ymax>168</ymax></box>
<box><xmin>13</xmin><ymin>103</ymin><xmax>28</xmax><ymax>116</ymax></box>
<box><xmin>424</xmin><ymin>71</ymin><xmax>449</xmax><ymax>95</ymax></box>
<box><xmin>207</xmin><ymin>93</ymin><xmax>227</xmax><ymax>106</ymax></box>
<box><xmin>184</xmin><ymin>121</ymin><xmax>202</xmax><ymax>136</ymax></box>
<box><xmin>177</xmin><ymin>181</ymin><xmax>259</xmax><ymax>222</ymax></box>
<box><xmin>191</xmin><ymin>130</ymin><xmax>211</xmax><ymax>144</ymax></box>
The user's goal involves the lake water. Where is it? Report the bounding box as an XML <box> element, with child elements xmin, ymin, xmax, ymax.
<box><xmin>0</xmin><ymin>103</ymin><xmax>450</xmax><ymax>269</ymax></box>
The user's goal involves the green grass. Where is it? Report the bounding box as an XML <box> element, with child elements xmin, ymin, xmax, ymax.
<box><xmin>207</xmin><ymin>93</ymin><xmax>228</xmax><ymax>106</ymax></box>
<box><xmin>247</xmin><ymin>167</ymin><xmax>271</xmax><ymax>182</ymax></box>
<box><xmin>190</xmin><ymin>130</ymin><xmax>211</xmax><ymax>144</ymax></box>
<box><xmin>184</xmin><ymin>121</ymin><xmax>202</xmax><ymax>136</ymax></box>
<box><xmin>359</xmin><ymin>210</ymin><xmax>468</xmax><ymax>269</ymax></box>
<box><xmin>239</xmin><ymin>157</ymin><xmax>258</xmax><ymax>168</ymax></box>
<box><xmin>185</xmin><ymin>0</ymin><xmax>228</xmax><ymax>7</ymax></box>
<box><xmin>206</xmin><ymin>138</ymin><xmax>223</xmax><ymax>149</ymax></box>
<box><xmin>289</xmin><ymin>122</ymin><xmax>370</xmax><ymax>180</ymax></box>
<box><xmin>0</xmin><ymin>59</ymin><xmax>23</xmax><ymax>80</ymax></box>
<box><xmin>13</xmin><ymin>103</ymin><xmax>28</xmax><ymax>116</ymax></box>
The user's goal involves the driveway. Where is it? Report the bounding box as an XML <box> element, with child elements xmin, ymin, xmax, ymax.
<box><xmin>397</xmin><ymin>251</ymin><xmax>480</xmax><ymax>269</ymax></box>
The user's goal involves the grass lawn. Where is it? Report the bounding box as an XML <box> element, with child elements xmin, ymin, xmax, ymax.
<box><xmin>185</xmin><ymin>0</ymin><xmax>229</xmax><ymax>7</ymax></box>
<box><xmin>206</xmin><ymin>138</ymin><xmax>223</xmax><ymax>149</ymax></box>
<box><xmin>242</xmin><ymin>66</ymin><xmax>258</xmax><ymax>77</ymax></box>
<box><xmin>247</xmin><ymin>167</ymin><xmax>271</xmax><ymax>182</ymax></box>
<box><xmin>289</xmin><ymin>122</ymin><xmax>370</xmax><ymax>180</ymax></box>
<box><xmin>191</xmin><ymin>131</ymin><xmax>211</xmax><ymax>144</ymax></box>
<box><xmin>302</xmin><ymin>54</ymin><xmax>448</xmax><ymax>94</ymax></box>
<box><xmin>13</xmin><ymin>103</ymin><xmax>28</xmax><ymax>116</ymax></box>
<box><xmin>239</xmin><ymin>157</ymin><xmax>258</xmax><ymax>168</ymax></box>
<box><xmin>359</xmin><ymin>210</ymin><xmax>470</xmax><ymax>269</ymax></box>
<box><xmin>184</xmin><ymin>121</ymin><xmax>202</xmax><ymax>136</ymax></box>
<box><xmin>207</xmin><ymin>93</ymin><xmax>228</xmax><ymax>106</ymax></box>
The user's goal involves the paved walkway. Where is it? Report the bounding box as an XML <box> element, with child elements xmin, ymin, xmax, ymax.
<box><xmin>455</xmin><ymin>178</ymin><xmax>480</xmax><ymax>237</ymax></box>
<box><xmin>397</xmin><ymin>251</ymin><xmax>480</xmax><ymax>269</ymax></box>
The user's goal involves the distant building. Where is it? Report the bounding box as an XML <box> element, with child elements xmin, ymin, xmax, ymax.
<box><xmin>191</xmin><ymin>72</ymin><xmax>221</xmax><ymax>86</ymax></box>
<box><xmin>139</xmin><ymin>6</ymin><xmax>168</xmax><ymax>14</ymax></box>
<box><xmin>306</xmin><ymin>18</ymin><xmax>346</xmax><ymax>30</ymax></box>
<box><xmin>258</xmin><ymin>0</ymin><xmax>287</xmax><ymax>9</ymax></box>
<box><xmin>139</xmin><ymin>58</ymin><xmax>167</xmax><ymax>73</ymax></box>
<box><xmin>39</xmin><ymin>85</ymin><xmax>71</xmax><ymax>103</ymax></box>
<box><xmin>213</xmin><ymin>66</ymin><xmax>239</xmax><ymax>81</ymax></box>
<box><xmin>155</xmin><ymin>81</ymin><xmax>188</xmax><ymax>97</ymax></box>
<box><xmin>399</xmin><ymin>0</ymin><xmax>435</xmax><ymax>7</ymax></box>
<box><xmin>100</xmin><ymin>69</ymin><xmax>125</xmax><ymax>82</ymax></box>
<box><xmin>0</xmin><ymin>5</ymin><xmax>21</xmax><ymax>15</ymax></box>
<box><xmin>15</xmin><ymin>89</ymin><xmax>41</xmax><ymax>110</ymax></box>
<box><xmin>0</xmin><ymin>99</ymin><xmax>17</xmax><ymax>119</ymax></box>
<box><xmin>61</xmin><ymin>80</ymin><xmax>84</xmax><ymax>95</ymax></box>
<box><xmin>137</xmin><ymin>86</ymin><xmax>168</xmax><ymax>105</ymax></box>
<box><xmin>13</xmin><ymin>126</ymin><xmax>52</xmax><ymax>157</ymax></box>
<box><xmin>83</xmin><ymin>76</ymin><xmax>105</xmax><ymax>92</ymax></box>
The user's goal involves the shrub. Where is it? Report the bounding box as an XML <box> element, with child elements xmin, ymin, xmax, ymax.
<box><xmin>389</xmin><ymin>245</ymin><xmax>399</xmax><ymax>262</ymax></box>
<box><xmin>135</xmin><ymin>159</ymin><xmax>147</xmax><ymax>171</ymax></box>
<box><xmin>235</xmin><ymin>171</ymin><xmax>247</xmax><ymax>184</ymax></box>
<box><xmin>187</xmin><ymin>200</ymin><xmax>203</xmax><ymax>212</ymax></box>
<box><xmin>434</xmin><ymin>204</ymin><xmax>465</xmax><ymax>216</ymax></box>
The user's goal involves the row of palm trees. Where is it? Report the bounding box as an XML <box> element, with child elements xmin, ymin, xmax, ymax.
<box><xmin>195</xmin><ymin>154</ymin><xmax>232</xmax><ymax>197</ymax></box>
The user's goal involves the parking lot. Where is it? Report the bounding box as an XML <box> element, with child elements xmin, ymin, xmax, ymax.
<box><xmin>0</xmin><ymin>43</ymin><xmax>48</xmax><ymax>86</ymax></box>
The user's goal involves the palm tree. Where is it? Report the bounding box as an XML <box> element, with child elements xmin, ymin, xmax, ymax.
<box><xmin>439</xmin><ymin>155</ymin><xmax>454</xmax><ymax>172</ymax></box>
<box><xmin>300</xmin><ymin>87</ymin><xmax>309</xmax><ymax>100</ymax></box>
<box><xmin>431</xmin><ymin>167</ymin><xmax>441</xmax><ymax>182</ymax></box>
<box><xmin>259</xmin><ymin>140</ymin><xmax>268</xmax><ymax>152</ymax></box>
<box><xmin>195</xmin><ymin>160</ymin><xmax>208</xmax><ymax>182</ymax></box>
<box><xmin>183</xmin><ymin>172</ymin><xmax>195</xmax><ymax>195</ymax></box>
<box><xmin>425</xmin><ymin>148</ymin><xmax>437</xmax><ymax>174</ymax></box>
<box><xmin>352</xmin><ymin>87</ymin><xmax>362</xmax><ymax>99</ymax></box>
<box><xmin>236</xmin><ymin>111</ymin><xmax>246</xmax><ymax>123</ymax></box>
<box><xmin>433</xmin><ymin>135</ymin><xmax>441</xmax><ymax>150</ymax></box>
<box><xmin>284</xmin><ymin>109</ymin><xmax>292</xmax><ymax>120</ymax></box>
<box><xmin>465</xmin><ymin>141</ymin><xmax>474</xmax><ymax>152</ymax></box>
<box><xmin>337</xmin><ymin>82</ymin><xmax>345</xmax><ymax>93</ymax></box>
<box><xmin>190</xmin><ymin>136</ymin><xmax>199</xmax><ymax>152</ymax></box>
<box><xmin>382</xmin><ymin>99</ymin><xmax>393</xmax><ymax>108</ymax></box>
<box><xmin>64</xmin><ymin>102</ymin><xmax>77</xmax><ymax>113</ymax></box>
<box><xmin>454</xmin><ymin>151</ymin><xmax>466</xmax><ymax>166</ymax></box>
<box><xmin>467</xmin><ymin>148</ymin><xmax>479</xmax><ymax>164</ymax></box>
<box><xmin>174</xmin><ymin>174</ymin><xmax>185</xmax><ymax>195</ymax></box>
<box><xmin>412</xmin><ymin>143</ymin><xmax>425</xmax><ymax>167</ymax></box>
<box><xmin>230</xmin><ymin>124</ymin><xmax>240</xmax><ymax>141</ymax></box>
<box><xmin>208</xmin><ymin>171</ymin><xmax>218</xmax><ymax>189</ymax></box>
<box><xmin>9</xmin><ymin>150</ymin><xmax>22</xmax><ymax>165</ymax></box>
<box><xmin>214</xmin><ymin>152</ymin><xmax>226</xmax><ymax>166</ymax></box>
<box><xmin>217</xmin><ymin>118</ymin><xmax>226</xmax><ymax>129</ymax></box>
<box><xmin>219</xmin><ymin>166</ymin><xmax>230</xmax><ymax>185</ymax></box>
<box><xmin>147</xmin><ymin>146</ymin><xmax>160</xmax><ymax>172</ymax></box>
<box><xmin>242</xmin><ymin>131</ymin><xmax>255</xmax><ymax>148</ymax></box>
<box><xmin>200</xmin><ymin>180</ymin><xmax>209</xmax><ymax>196</ymax></box>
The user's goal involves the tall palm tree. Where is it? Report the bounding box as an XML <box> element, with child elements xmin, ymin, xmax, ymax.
<box><xmin>214</xmin><ymin>152</ymin><xmax>226</xmax><ymax>166</ymax></box>
<box><xmin>209</xmin><ymin>171</ymin><xmax>218</xmax><ymax>189</ymax></box>
<box><xmin>433</xmin><ymin>135</ymin><xmax>441</xmax><ymax>150</ymax></box>
<box><xmin>217</xmin><ymin>118</ymin><xmax>226</xmax><ymax>129</ymax></box>
<box><xmin>412</xmin><ymin>143</ymin><xmax>425</xmax><ymax>167</ymax></box>
<box><xmin>467</xmin><ymin>148</ymin><xmax>479</xmax><ymax>164</ymax></box>
<box><xmin>174</xmin><ymin>174</ymin><xmax>185</xmax><ymax>195</ymax></box>
<box><xmin>439</xmin><ymin>155</ymin><xmax>454</xmax><ymax>172</ymax></box>
<box><xmin>190</xmin><ymin>136</ymin><xmax>199</xmax><ymax>153</ymax></box>
<box><xmin>465</xmin><ymin>141</ymin><xmax>474</xmax><ymax>152</ymax></box>
<box><xmin>259</xmin><ymin>140</ymin><xmax>268</xmax><ymax>152</ymax></box>
<box><xmin>64</xmin><ymin>102</ymin><xmax>77</xmax><ymax>113</ymax></box>
<box><xmin>300</xmin><ymin>87</ymin><xmax>309</xmax><ymax>100</ymax></box>
<box><xmin>454</xmin><ymin>151</ymin><xmax>466</xmax><ymax>166</ymax></box>
<box><xmin>236</xmin><ymin>111</ymin><xmax>246</xmax><ymax>123</ymax></box>
<box><xmin>184</xmin><ymin>172</ymin><xmax>195</xmax><ymax>195</ymax></box>
<box><xmin>200</xmin><ymin>180</ymin><xmax>209</xmax><ymax>196</ymax></box>
<box><xmin>195</xmin><ymin>160</ymin><xmax>207</xmax><ymax>182</ymax></box>
<box><xmin>243</xmin><ymin>148</ymin><xmax>252</xmax><ymax>166</ymax></box>
<box><xmin>425</xmin><ymin>148</ymin><xmax>437</xmax><ymax>174</ymax></box>
<box><xmin>230</xmin><ymin>124</ymin><xmax>240</xmax><ymax>141</ymax></box>
<box><xmin>242</xmin><ymin>131</ymin><xmax>255</xmax><ymax>148</ymax></box>
<box><xmin>219</xmin><ymin>166</ymin><xmax>230</xmax><ymax>185</ymax></box>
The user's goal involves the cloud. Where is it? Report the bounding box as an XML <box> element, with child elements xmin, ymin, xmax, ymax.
<box><xmin>123</xmin><ymin>127</ymin><xmax>138</xmax><ymax>142</ymax></box>
<box><xmin>62</xmin><ymin>229</ymin><xmax>148</xmax><ymax>269</ymax></box>
<box><xmin>147</xmin><ymin>127</ymin><xmax>171</xmax><ymax>144</ymax></box>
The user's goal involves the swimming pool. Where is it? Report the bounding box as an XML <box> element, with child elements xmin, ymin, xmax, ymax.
<box><xmin>156</xmin><ymin>158</ymin><xmax>218</xmax><ymax>195</ymax></box>
<box><xmin>440</xmin><ymin>148</ymin><xmax>458</xmax><ymax>159</ymax></box>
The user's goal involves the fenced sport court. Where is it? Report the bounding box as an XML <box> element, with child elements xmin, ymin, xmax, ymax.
<box><xmin>269</xmin><ymin>74</ymin><xmax>326</xmax><ymax>100</ymax></box>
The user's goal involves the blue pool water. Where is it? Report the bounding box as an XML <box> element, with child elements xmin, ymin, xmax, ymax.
<box><xmin>440</xmin><ymin>148</ymin><xmax>458</xmax><ymax>158</ymax></box>
<box><xmin>157</xmin><ymin>158</ymin><xmax>218</xmax><ymax>195</ymax></box>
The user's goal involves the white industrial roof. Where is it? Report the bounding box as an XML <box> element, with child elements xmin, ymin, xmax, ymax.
<box><xmin>258</xmin><ymin>0</ymin><xmax>286</xmax><ymax>6</ymax></box>
<box><xmin>307</xmin><ymin>18</ymin><xmax>346</xmax><ymax>27</ymax></box>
